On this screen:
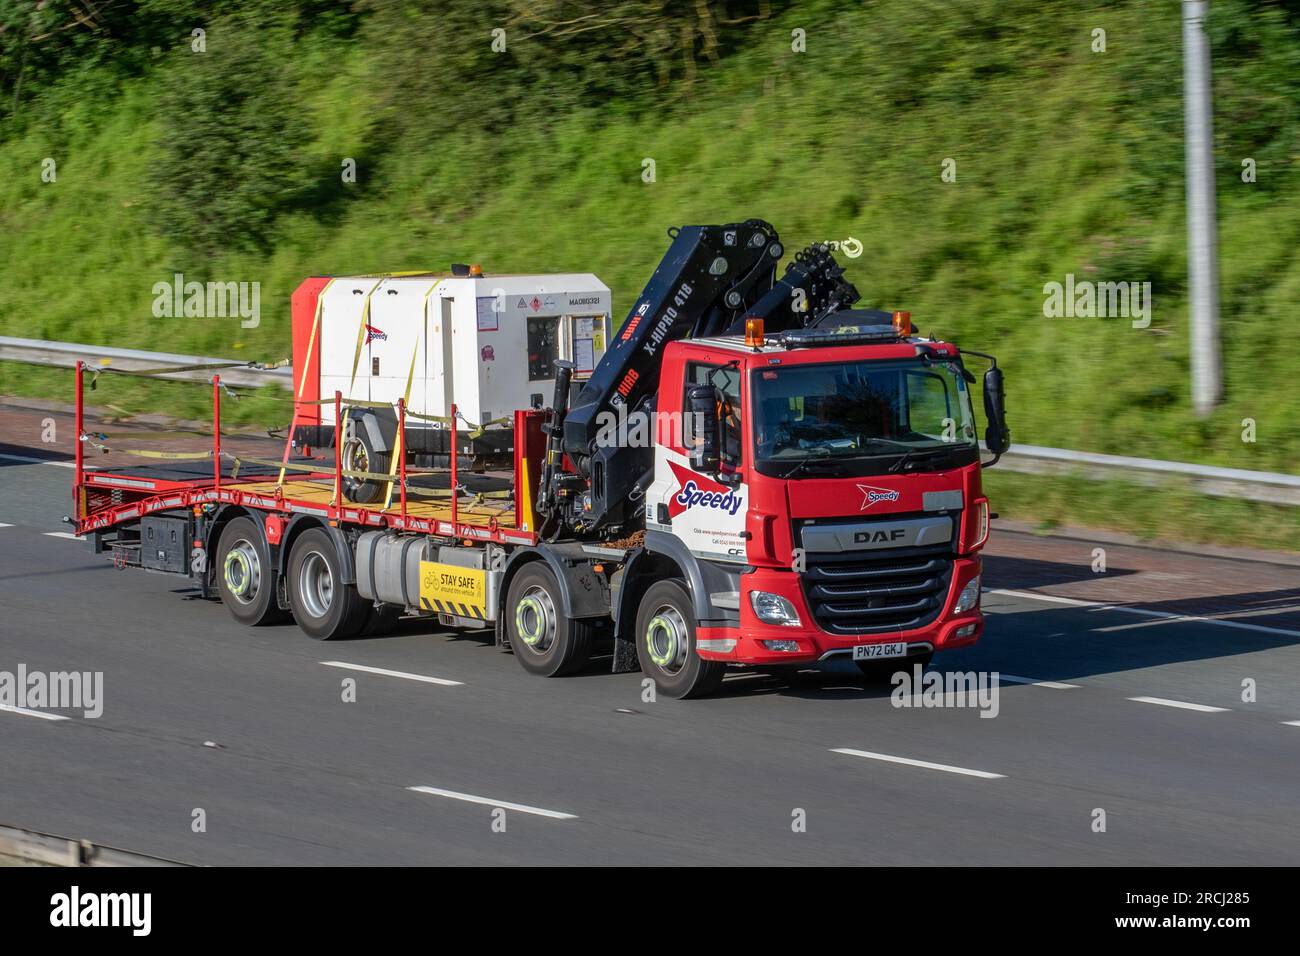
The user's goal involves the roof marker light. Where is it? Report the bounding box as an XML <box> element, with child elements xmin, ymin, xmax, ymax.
<box><xmin>745</xmin><ymin>317</ymin><xmax>765</xmax><ymax>348</ymax></box>
<box><xmin>892</xmin><ymin>310</ymin><xmax>913</xmax><ymax>336</ymax></box>
<box><xmin>777</xmin><ymin>325</ymin><xmax>899</xmax><ymax>348</ymax></box>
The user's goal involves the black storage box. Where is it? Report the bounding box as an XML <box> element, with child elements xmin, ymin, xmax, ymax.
<box><xmin>140</xmin><ymin>515</ymin><xmax>191</xmax><ymax>574</ymax></box>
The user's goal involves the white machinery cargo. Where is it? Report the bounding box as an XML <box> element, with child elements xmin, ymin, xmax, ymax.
<box><xmin>308</xmin><ymin>271</ymin><xmax>611</xmax><ymax>429</ymax></box>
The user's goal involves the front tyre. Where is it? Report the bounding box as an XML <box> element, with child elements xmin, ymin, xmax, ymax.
<box><xmin>287</xmin><ymin>528</ymin><xmax>370</xmax><ymax>640</ymax></box>
<box><xmin>506</xmin><ymin>563</ymin><xmax>593</xmax><ymax>677</ymax></box>
<box><xmin>636</xmin><ymin>579</ymin><xmax>725</xmax><ymax>699</ymax></box>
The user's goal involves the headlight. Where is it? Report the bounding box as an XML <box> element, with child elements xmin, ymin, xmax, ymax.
<box><xmin>953</xmin><ymin>575</ymin><xmax>981</xmax><ymax>615</ymax></box>
<box><xmin>750</xmin><ymin>590</ymin><xmax>801</xmax><ymax>627</ymax></box>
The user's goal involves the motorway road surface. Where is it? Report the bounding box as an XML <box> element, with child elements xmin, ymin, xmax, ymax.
<box><xmin>2</xmin><ymin>407</ymin><xmax>1300</xmax><ymax>865</ymax></box>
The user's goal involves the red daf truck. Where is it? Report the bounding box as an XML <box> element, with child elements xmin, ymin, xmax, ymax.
<box><xmin>72</xmin><ymin>220</ymin><xmax>1010</xmax><ymax>698</ymax></box>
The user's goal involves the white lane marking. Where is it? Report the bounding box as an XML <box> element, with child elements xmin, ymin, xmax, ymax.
<box><xmin>987</xmin><ymin>587</ymin><xmax>1300</xmax><ymax>640</ymax></box>
<box><xmin>0</xmin><ymin>704</ymin><xmax>69</xmax><ymax>722</ymax></box>
<box><xmin>1095</xmin><ymin>605</ymin><xmax>1300</xmax><ymax>633</ymax></box>
<box><xmin>1093</xmin><ymin>617</ymin><xmax>1199</xmax><ymax>633</ymax></box>
<box><xmin>985</xmin><ymin>588</ymin><xmax>1097</xmax><ymax>608</ymax></box>
<box><xmin>1280</xmin><ymin>720</ymin><xmax>1300</xmax><ymax>728</ymax></box>
<box><xmin>998</xmin><ymin>674</ymin><xmax>1079</xmax><ymax>689</ymax></box>
<box><xmin>408</xmin><ymin>786</ymin><xmax>578</xmax><ymax>819</ymax></box>
<box><xmin>831</xmin><ymin>748</ymin><xmax>1005</xmax><ymax>779</ymax></box>
<box><xmin>43</xmin><ymin>532</ymin><xmax>82</xmax><ymax>540</ymax></box>
<box><xmin>0</xmin><ymin>453</ymin><xmax>78</xmax><ymax>469</ymax></box>
<box><xmin>1128</xmin><ymin>696</ymin><xmax>1229</xmax><ymax>713</ymax></box>
<box><xmin>0</xmin><ymin>523</ymin><xmax>12</xmax><ymax>528</ymax></box>
<box><xmin>320</xmin><ymin>661</ymin><xmax>462</xmax><ymax>686</ymax></box>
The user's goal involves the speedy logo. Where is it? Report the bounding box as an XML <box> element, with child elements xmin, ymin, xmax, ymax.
<box><xmin>365</xmin><ymin>324</ymin><xmax>387</xmax><ymax>344</ymax></box>
<box><xmin>667</xmin><ymin>461</ymin><xmax>743</xmax><ymax>518</ymax></box>
<box><xmin>857</xmin><ymin>484</ymin><xmax>900</xmax><ymax>511</ymax></box>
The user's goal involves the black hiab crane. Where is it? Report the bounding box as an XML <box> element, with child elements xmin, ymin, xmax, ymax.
<box><xmin>536</xmin><ymin>219</ymin><xmax>863</xmax><ymax>539</ymax></box>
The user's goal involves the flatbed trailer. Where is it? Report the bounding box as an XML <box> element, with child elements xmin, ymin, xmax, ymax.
<box><xmin>76</xmin><ymin>348</ymin><xmax>540</xmax><ymax>534</ymax></box>
<box><xmin>75</xmin><ymin>366</ymin><xmax>551</xmax><ymax>607</ymax></box>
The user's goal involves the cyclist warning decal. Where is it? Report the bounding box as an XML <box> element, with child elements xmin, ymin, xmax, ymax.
<box><xmin>420</xmin><ymin>562</ymin><xmax>487</xmax><ymax>618</ymax></box>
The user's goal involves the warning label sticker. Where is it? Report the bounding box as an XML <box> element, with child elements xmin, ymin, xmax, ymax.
<box><xmin>420</xmin><ymin>562</ymin><xmax>487</xmax><ymax>617</ymax></box>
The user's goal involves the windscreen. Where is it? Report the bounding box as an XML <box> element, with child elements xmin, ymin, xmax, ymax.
<box><xmin>751</xmin><ymin>358</ymin><xmax>978</xmax><ymax>477</ymax></box>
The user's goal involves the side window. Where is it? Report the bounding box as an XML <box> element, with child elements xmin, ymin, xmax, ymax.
<box><xmin>685</xmin><ymin>362</ymin><xmax>744</xmax><ymax>468</ymax></box>
<box><xmin>904</xmin><ymin>370</ymin><xmax>953</xmax><ymax>440</ymax></box>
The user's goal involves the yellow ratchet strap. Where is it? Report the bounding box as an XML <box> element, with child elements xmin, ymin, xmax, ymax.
<box><xmin>233</xmin><ymin>456</ymin><xmax>395</xmax><ymax>484</ymax></box>
<box><xmin>89</xmin><ymin>358</ymin><xmax>289</xmax><ymax>390</ymax></box>
<box><xmin>81</xmin><ymin>437</ymin><xmax>213</xmax><ymax>460</ymax></box>
<box><xmin>382</xmin><ymin>286</ymin><xmax>435</xmax><ymax>510</ymax></box>
<box><xmin>347</xmin><ymin>278</ymin><xmax>384</xmax><ymax>392</ymax></box>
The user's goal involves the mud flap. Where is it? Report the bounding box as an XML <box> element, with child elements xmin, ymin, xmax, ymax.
<box><xmin>612</xmin><ymin>633</ymin><xmax>640</xmax><ymax>673</ymax></box>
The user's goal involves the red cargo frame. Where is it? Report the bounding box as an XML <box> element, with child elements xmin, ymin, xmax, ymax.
<box><xmin>72</xmin><ymin>362</ymin><xmax>541</xmax><ymax>548</ymax></box>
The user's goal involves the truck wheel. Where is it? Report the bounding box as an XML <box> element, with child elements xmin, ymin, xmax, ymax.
<box><xmin>636</xmin><ymin>579</ymin><xmax>725</xmax><ymax>699</ymax></box>
<box><xmin>506</xmin><ymin>563</ymin><xmax>593</xmax><ymax>677</ymax></box>
<box><xmin>216</xmin><ymin>516</ymin><xmax>284</xmax><ymax>626</ymax></box>
<box><xmin>341</xmin><ymin>424</ymin><xmax>389</xmax><ymax>505</ymax></box>
<box><xmin>856</xmin><ymin>651</ymin><xmax>933</xmax><ymax>680</ymax></box>
<box><xmin>287</xmin><ymin>528</ymin><xmax>369</xmax><ymax>640</ymax></box>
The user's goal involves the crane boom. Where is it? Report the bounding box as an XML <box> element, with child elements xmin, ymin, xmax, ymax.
<box><xmin>538</xmin><ymin>220</ymin><xmax>860</xmax><ymax>538</ymax></box>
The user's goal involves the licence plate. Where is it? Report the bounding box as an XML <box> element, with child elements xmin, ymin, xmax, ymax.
<box><xmin>853</xmin><ymin>642</ymin><xmax>907</xmax><ymax>661</ymax></box>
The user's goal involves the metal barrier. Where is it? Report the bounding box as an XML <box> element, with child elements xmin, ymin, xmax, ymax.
<box><xmin>5</xmin><ymin>337</ymin><xmax>1298</xmax><ymax>506</ymax></box>
<box><xmin>0</xmin><ymin>336</ymin><xmax>292</xmax><ymax>389</ymax></box>
<box><xmin>995</xmin><ymin>443</ymin><xmax>1300</xmax><ymax>508</ymax></box>
<box><xmin>0</xmin><ymin>822</ymin><xmax>187</xmax><ymax>867</ymax></box>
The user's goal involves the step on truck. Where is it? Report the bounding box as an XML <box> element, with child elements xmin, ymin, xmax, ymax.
<box><xmin>72</xmin><ymin>219</ymin><xmax>1011</xmax><ymax>698</ymax></box>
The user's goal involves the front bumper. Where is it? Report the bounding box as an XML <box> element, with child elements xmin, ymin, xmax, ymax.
<box><xmin>695</xmin><ymin>557</ymin><xmax>983</xmax><ymax>665</ymax></box>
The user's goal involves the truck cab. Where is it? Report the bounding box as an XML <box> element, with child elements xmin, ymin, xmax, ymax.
<box><xmin>632</xmin><ymin>318</ymin><xmax>993</xmax><ymax>692</ymax></box>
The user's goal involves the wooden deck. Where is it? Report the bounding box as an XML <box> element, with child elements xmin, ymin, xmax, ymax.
<box><xmin>235</xmin><ymin>478</ymin><xmax>518</xmax><ymax>529</ymax></box>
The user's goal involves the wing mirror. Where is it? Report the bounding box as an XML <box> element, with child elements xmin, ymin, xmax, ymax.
<box><xmin>982</xmin><ymin>364</ymin><xmax>1011</xmax><ymax>463</ymax></box>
